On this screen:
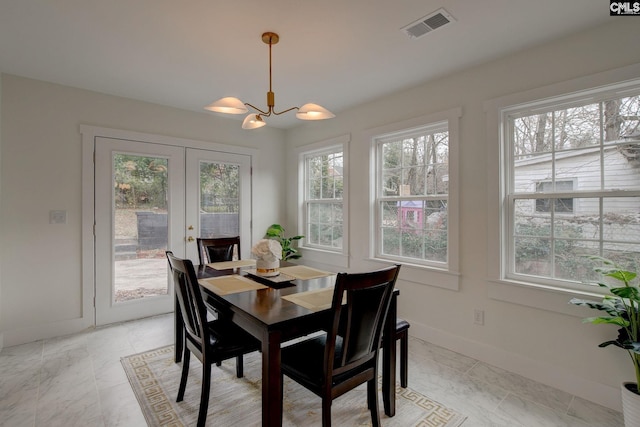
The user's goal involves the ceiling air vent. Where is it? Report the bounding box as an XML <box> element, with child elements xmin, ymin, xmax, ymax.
<box><xmin>401</xmin><ymin>8</ymin><xmax>455</xmax><ymax>39</ymax></box>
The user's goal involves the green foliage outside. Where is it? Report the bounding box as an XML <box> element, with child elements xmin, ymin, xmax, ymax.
<box><xmin>114</xmin><ymin>154</ymin><xmax>168</xmax><ymax>209</ymax></box>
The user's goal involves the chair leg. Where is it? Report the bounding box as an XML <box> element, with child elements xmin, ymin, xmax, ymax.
<box><xmin>367</xmin><ymin>378</ymin><xmax>381</xmax><ymax>427</ymax></box>
<box><xmin>236</xmin><ymin>355</ymin><xmax>244</xmax><ymax>378</ymax></box>
<box><xmin>399</xmin><ymin>329</ymin><xmax>408</xmax><ymax>388</ymax></box>
<box><xmin>321</xmin><ymin>397</ymin><xmax>332</xmax><ymax>427</ymax></box>
<box><xmin>177</xmin><ymin>349</ymin><xmax>190</xmax><ymax>402</ymax></box>
<box><xmin>197</xmin><ymin>362</ymin><xmax>212</xmax><ymax>427</ymax></box>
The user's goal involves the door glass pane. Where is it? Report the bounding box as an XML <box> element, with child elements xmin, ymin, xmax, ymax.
<box><xmin>113</xmin><ymin>154</ymin><xmax>168</xmax><ymax>302</ymax></box>
<box><xmin>199</xmin><ymin>161</ymin><xmax>240</xmax><ymax>237</ymax></box>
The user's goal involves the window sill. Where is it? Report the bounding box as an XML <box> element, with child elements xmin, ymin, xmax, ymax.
<box><xmin>487</xmin><ymin>279</ymin><xmax>603</xmax><ymax>318</ymax></box>
<box><xmin>299</xmin><ymin>247</ymin><xmax>349</xmax><ymax>269</ymax></box>
<box><xmin>369</xmin><ymin>258</ymin><xmax>460</xmax><ymax>291</ymax></box>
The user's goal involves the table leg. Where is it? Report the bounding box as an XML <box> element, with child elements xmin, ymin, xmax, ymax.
<box><xmin>174</xmin><ymin>294</ymin><xmax>183</xmax><ymax>363</ymax></box>
<box><xmin>382</xmin><ymin>293</ymin><xmax>397</xmax><ymax>416</ymax></box>
<box><xmin>262</xmin><ymin>330</ymin><xmax>283</xmax><ymax>427</ymax></box>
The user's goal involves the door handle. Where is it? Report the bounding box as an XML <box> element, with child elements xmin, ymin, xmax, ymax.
<box><xmin>187</xmin><ymin>236</ymin><xmax>195</xmax><ymax>242</ymax></box>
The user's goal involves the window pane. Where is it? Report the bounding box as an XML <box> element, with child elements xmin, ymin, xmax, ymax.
<box><xmin>514</xmin><ymin>199</ymin><xmax>551</xmax><ymax>236</ymax></box>
<box><xmin>554</xmin><ymin>241</ymin><xmax>599</xmax><ymax>282</ymax></box>
<box><xmin>308</xmin><ymin>223</ymin><xmax>319</xmax><ymax>245</ymax></box>
<box><xmin>616</xmin><ymin>95</ymin><xmax>640</xmax><ymax>139</ymax></box>
<box><xmin>383</xmin><ymin>141</ymin><xmax>402</xmax><ymax>169</ymax></box>
<box><xmin>554</xmin><ymin>105</ymin><xmax>600</xmax><ymax>150</ymax></box>
<box><xmin>381</xmin><ymin>228</ymin><xmax>400</xmax><ymax>256</ymax></box>
<box><xmin>603</xmin><ymin>144</ymin><xmax>640</xmax><ymax>190</ymax></box>
<box><xmin>514</xmin><ymin>158</ymin><xmax>552</xmax><ymax>193</ymax></box>
<box><xmin>199</xmin><ymin>162</ymin><xmax>239</xmax><ymax>237</ymax></box>
<box><xmin>603</xmin><ymin>197</ymin><xmax>640</xmax><ymax>242</ymax></box>
<box><xmin>514</xmin><ymin>236</ymin><xmax>551</xmax><ymax>276</ymax></box>
<box><xmin>113</xmin><ymin>154</ymin><xmax>168</xmax><ymax>302</ymax></box>
<box><xmin>603</xmin><ymin>242</ymin><xmax>640</xmax><ymax>273</ymax></box>
<box><xmin>308</xmin><ymin>177</ymin><xmax>321</xmax><ymax>199</ymax></box>
<box><xmin>382</xmin><ymin>169</ymin><xmax>401</xmax><ymax>196</ymax></box>
<box><xmin>513</xmin><ymin>113</ymin><xmax>553</xmax><ymax>157</ymax></box>
<box><xmin>424</xmin><ymin>230</ymin><xmax>447</xmax><ymax>262</ymax></box>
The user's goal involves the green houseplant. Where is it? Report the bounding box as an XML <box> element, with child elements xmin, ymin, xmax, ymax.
<box><xmin>569</xmin><ymin>256</ymin><xmax>640</xmax><ymax>424</ymax></box>
<box><xmin>264</xmin><ymin>224</ymin><xmax>304</xmax><ymax>261</ymax></box>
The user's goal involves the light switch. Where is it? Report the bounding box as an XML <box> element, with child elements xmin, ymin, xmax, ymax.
<box><xmin>50</xmin><ymin>210</ymin><xmax>67</xmax><ymax>224</ymax></box>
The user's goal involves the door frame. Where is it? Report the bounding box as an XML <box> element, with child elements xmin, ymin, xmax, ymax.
<box><xmin>81</xmin><ymin>125</ymin><xmax>257</xmax><ymax>326</ymax></box>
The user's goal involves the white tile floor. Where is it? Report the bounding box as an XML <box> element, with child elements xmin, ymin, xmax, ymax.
<box><xmin>0</xmin><ymin>313</ymin><xmax>624</xmax><ymax>426</ymax></box>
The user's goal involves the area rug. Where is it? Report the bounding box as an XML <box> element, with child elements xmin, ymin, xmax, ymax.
<box><xmin>121</xmin><ymin>345</ymin><xmax>466</xmax><ymax>427</ymax></box>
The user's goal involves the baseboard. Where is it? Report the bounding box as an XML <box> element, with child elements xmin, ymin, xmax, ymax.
<box><xmin>2</xmin><ymin>316</ymin><xmax>94</xmax><ymax>348</ymax></box>
<box><xmin>408</xmin><ymin>318</ymin><xmax>622</xmax><ymax>412</ymax></box>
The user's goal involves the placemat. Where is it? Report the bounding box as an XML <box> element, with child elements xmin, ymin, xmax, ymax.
<box><xmin>206</xmin><ymin>259</ymin><xmax>256</xmax><ymax>270</ymax></box>
<box><xmin>198</xmin><ymin>275</ymin><xmax>267</xmax><ymax>295</ymax></box>
<box><xmin>282</xmin><ymin>287</ymin><xmax>341</xmax><ymax>312</ymax></box>
<box><xmin>278</xmin><ymin>265</ymin><xmax>334</xmax><ymax>280</ymax></box>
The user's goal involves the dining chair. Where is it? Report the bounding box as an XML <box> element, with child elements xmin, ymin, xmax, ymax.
<box><xmin>280</xmin><ymin>264</ymin><xmax>401</xmax><ymax>427</ymax></box>
<box><xmin>196</xmin><ymin>236</ymin><xmax>241</xmax><ymax>265</ymax></box>
<box><xmin>166</xmin><ymin>251</ymin><xmax>260</xmax><ymax>427</ymax></box>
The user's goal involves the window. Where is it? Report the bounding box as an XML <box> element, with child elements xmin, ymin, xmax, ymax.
<box><xmin>374</xmin><ymin>122</ymin><xmax>451</xmax><ymax>267</ymax></box>
<box><xmin>299</xmin><ymin>136</ymin><xmax>349</xmax><ymax>257</ymax></box>
<box><xmin>503</xmin><ymin>82</ymin><xmax>640</xmax><ymax>288</ymax></box>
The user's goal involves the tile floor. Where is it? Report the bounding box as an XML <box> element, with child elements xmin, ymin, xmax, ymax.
<box><xmin>0</xmin><ymin>313</ymin><xmax>624</xmax><ymax>426</ymax></box>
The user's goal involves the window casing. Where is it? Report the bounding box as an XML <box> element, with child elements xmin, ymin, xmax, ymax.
<box><xmin>503</xmin><ymin>81</ymin><xmax>640</xmax><ymax>289</ymax></box>
<box><xmin>302</xmin><ymin>146</ymin><xmax>345</xmax><ymax>252</ymax></box>
<box><xmin>374</xmin><ymin>122</ymin><xmax>450</xmax><ymax>268</ymax></box>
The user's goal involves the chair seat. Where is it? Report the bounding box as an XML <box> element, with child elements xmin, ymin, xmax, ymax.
<box><xmin>282</xmin><ymin>335</ymin><xmax>371</xmax><ymax>392</ymax></box>
<box><xmin>395</xmin><ymin>318</ymin><xmax>410</xmax><ymax>334</ymax></box>
<box><xmin>203</xmin><ymin>320</ymin><xmax>260</xmax><ymax>361</ymax></box>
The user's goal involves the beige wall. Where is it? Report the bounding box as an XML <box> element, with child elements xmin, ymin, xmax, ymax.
<box><xmin>0</xmin><ymin>75</ymin><xmax>286</xmax><ymax>344</ymax></box>
<box><xmin>285</xmin><ymin>19</ymin><xmax>640</xmax><ymax>411</ymax></box>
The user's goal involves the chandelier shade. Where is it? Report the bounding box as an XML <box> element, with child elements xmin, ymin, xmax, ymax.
<box><xmin>296</xmin><ymin>103</ymin><xmax>336</xmax><ymax>120</ymax></box>
<box><xmin>205</xmin><ymin>32</ymin><xmax>334</xmax><ymax>129</ymax></box>
<box><xmin>204</xmin><ymin>97</ymin><xmax>248</xmax><ymax>114</ymax></box>
<box><xmin>242</xmin><ymin>114</ymin><xmax>266</xmax><ymax>129</ymax></box>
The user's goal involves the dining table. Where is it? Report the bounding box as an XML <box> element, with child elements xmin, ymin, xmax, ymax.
<box><xmin>173</xmin><ymin>260</ymin><xmax>399</xmax><ymax>427</ymax></box>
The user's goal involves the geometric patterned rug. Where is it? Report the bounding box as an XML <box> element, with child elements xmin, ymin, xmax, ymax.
<box><xmin>121</xmin><ymin>345</ymin><xmax>467</xmax><ymax>427</ymax></box>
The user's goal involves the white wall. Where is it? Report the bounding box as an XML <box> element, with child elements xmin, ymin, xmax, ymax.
<box><xmin>285</xmin><ymin>19</ymin><xmax>640</xmax><ymax>411</ymax></box>
<box><xmin>0</xmin><ymin>74</ymin><xmax>286</xmax><ymax>345</ymax></box>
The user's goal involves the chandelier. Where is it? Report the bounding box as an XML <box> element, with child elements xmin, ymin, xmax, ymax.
<box><xmin>204</xmin><ymin>32</ymin><xmax>335</xmax><ymax>129</ymax></box>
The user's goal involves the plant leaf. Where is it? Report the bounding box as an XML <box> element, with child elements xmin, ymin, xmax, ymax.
<box><xmin>585</xmin><ymin>316</ymin><xmax>630</xmax><ymax>327</ymax></box>
<box><xmin>611</xmin><ymin>286</ymin><xmax>640</xmax><ymax>302</ymax></box>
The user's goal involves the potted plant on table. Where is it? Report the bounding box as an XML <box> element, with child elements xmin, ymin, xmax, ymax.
<box><xmin>569</xmin><ymin>256</ymin><xmax>640</xmax><ymax>425</ymax></box>
<box><xmin>264</xmin><ymin>224</ymin><xmax>304</xmax><ymax>261</ymax></box>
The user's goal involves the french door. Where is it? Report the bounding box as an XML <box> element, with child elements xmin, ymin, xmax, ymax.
<box><xmin>94</xmin><ymin>137</ymin><xmax>251</xmax><ymax>325</ymax></box>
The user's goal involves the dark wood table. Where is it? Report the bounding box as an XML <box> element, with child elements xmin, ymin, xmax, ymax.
<box><xmin>174</xmin><ymin>263</ymin><xmax>399</xmax><ymax>427</ymax></box>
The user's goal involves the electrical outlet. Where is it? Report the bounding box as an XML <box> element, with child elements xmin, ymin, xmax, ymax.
<box><xmin>474</xmin><ymin>309</ymin><xmax>484</xmax><ymax>325</ymax></box>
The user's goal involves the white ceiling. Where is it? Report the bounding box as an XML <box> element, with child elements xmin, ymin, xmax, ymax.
<box><xmin>0</xmin><ymin>0</ymin><xmax>610</xmax><ymax>129</ymax></box>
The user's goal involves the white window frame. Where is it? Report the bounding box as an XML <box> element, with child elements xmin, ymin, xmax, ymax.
<box><xmin>297</xmin><ymin>134</ymin><xmax>350</xmax><ymax>268</ymax></box>
<box><xmin>486</xmin><ymin>63</ymin><xmax>640</xmax><ymax>314</ymax></box>
<box><xmin>367</xmin><ymin>109</ymin><xmax>461</xmax><ymax>291</ymax></box>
